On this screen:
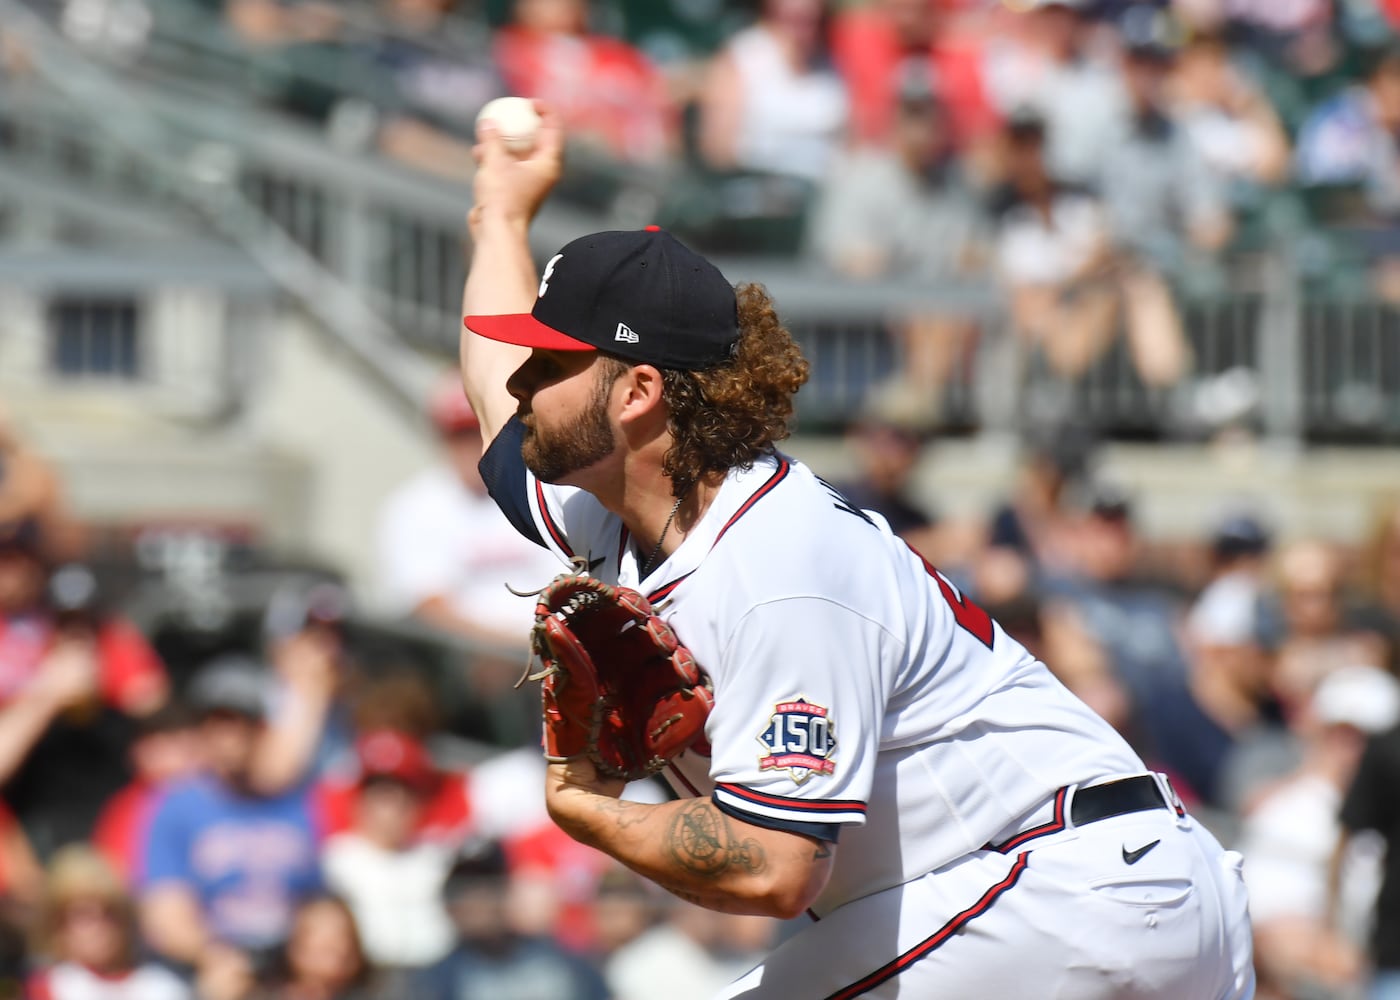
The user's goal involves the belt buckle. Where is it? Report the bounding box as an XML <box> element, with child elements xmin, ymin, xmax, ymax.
<box><xmin>1150</xmin><ymin>771</ymin><xmax>1190</xmax><ymax>826</ymax></box>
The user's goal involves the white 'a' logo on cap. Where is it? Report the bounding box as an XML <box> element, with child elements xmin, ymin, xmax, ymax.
<box><xmin>538</xmin><ymin>254</ymin><xmax>563</xmax><ymax>298</ymax></box>
<box><xmin>614</xmin><ymin>323</ymin><xmax>639</xmax><ymax>344</ymax></box>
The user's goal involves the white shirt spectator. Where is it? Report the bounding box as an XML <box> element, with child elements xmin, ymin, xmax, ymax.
<box><xmin>606</xmin><ymin>923</ymin><xmax>734</xmax><ymax>1000</ymax></box>
<box><xmin>322</xmin><ymin>832</ymin><xmax>457</xmax><ymax>968</ymax></box>
<box><xmin>725</xmin><ymin>24</ymin><xmax>848</xmax><ymax>182</ymax></box>
<box><xmin>1239</xmin><ymin>774</ymin><xmax>1383</xmax><ymax>944</ymax></box>
<box><xmin>995</xmin><ymin>189</ymin><xmax>1107</xmax><ymax>286</ymax></box>
<box><xmin>376</xmin><ymin>465</ymin><xmax>560</xmax><ymax>637</ymax></box>
<box><xmin>29</xmin><ymin>961</ymin><xmax>190</xmax><ymax>1000</ymax></box>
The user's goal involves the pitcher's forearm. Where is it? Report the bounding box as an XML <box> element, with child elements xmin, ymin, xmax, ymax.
<box><xmin>546</xmin><ymin>772</ymin><xmax>831</xmax><ymax>918</ymax></box>
<box><xmin>460</xmin><ymin>212</ymin><xmax>533</xmax><ymax>443</ymax></box>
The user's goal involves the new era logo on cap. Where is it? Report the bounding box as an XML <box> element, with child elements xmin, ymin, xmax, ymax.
<box><xmin>465</xmin><ymin>229</ymin><xmax>739</xmax><ymax>371</ymax></box>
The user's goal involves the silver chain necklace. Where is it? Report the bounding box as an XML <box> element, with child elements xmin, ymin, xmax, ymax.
<box><xmin>640</xmin><ymin>493</ymin><xmax>686</xmax><ymax>578</ymax></box>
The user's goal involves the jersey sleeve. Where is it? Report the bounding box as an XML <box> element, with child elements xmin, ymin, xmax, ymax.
<box><xmin>706</xmin><ymin>598</ymin><xmax>889</xmax><ymax>843</ymax></box>
<box><xmin>478</xmin><ymin>416</ymin><xmax>615</xmax><ymax>567</ymax></box>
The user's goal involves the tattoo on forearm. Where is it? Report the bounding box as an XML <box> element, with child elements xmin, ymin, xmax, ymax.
<box><xmin>666</xmin><ymin>801</ymin><xmax>768</xmax><ymax>879</ymax></box>
<box><xmin>593</xmin><ymin>797</ymin><xmax>649</xmax><ymax>830</ymax></box>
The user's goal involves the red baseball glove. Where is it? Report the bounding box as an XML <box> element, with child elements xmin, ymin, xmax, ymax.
<box><xmin>522</xmin><ymin>569</ymin><xmax>713</xmax><ymax>781</ymax></box>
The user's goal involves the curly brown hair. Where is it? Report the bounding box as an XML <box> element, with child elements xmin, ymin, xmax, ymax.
<box><xmin>659</xmin><ymin>283</ymin><xmax>809</xmax><ymax>497</ymax></box>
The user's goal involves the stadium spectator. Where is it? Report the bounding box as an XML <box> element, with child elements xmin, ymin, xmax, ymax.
<box><xmin>984</xmin><ymin>0</ymin><xmax>1126</xmax><ymax>187</ymax></box>
<box><xmin>1242</xmin><ymin>664</ymin><xmax>1399</xmax><ymax>1000</ymax></box>
<box><xmin>1188</xmin><ymin>513</ymin><xmax>1273</xmax><ymax>650</ymax></box>
<box><xmin>989</xmin><ymin>109</ymin><xmax>1120</xmax><ymax>387</ymax></box>
<box><xmin>830</xmin><ymin>0</ymin><xmax>997</xmax><ymax>149</ymax></box>
<box><xmin>375</xmin><ymin>374</ymin><xmax>559</xmax><ymax>652</ymax></box>
<box><xmin>320</xmin><ymin>730</ymin><xmax>457</xmax><ymax>970</ymax></box>
<box><xmin>317</xmin><ymin>674</ymin><xmax>474</xmax><ymax>849</ymax></box>
<box><xmin>601</xmin><ymin>869</ymin><xmax>752</xmax><ymax>1000</ymax></box>
<box><xmin>1355</xmin><ymin>499</ymin><xmax>1400</xmax><ymax>656</ymax></box>
<box><xmin>139</xmin><ymin>657</ymin><xmax>323</xmax><ymax>970</ymax></box>
<box><xmin>983</xmin><ymin>425</ymin><xmax>1094</xmax><ymax>589</ymax></box>
<box><xmin>1041</xmin><ymin>485</ymin><xmax>1233</xmax><ymax>804</ymax></box>
<box><xmin>1171</xmin><ymin>30</ymin><xmax>1291</xmax><ymax>196</ymax></box>
<box><xmin>1181</xmin><ymin>509</ymin><xmax>1282</xmax><ymax>801</ymax></box>
<box><xmin>1297</xmin><ymin>43</ymin><xmax>1400</xmax><ymax>221</ymax></box>
<box><xmin>244</xmin><ymin>894</ymin><xmax>390</xmax><ymax>1000</ymax></box>
<box><xmin>1337</xmin><ymin>700</ymin><xmax>1400</xmax><ymax>1000</ymax></box>
<box><xmin>255</xmin><ymin>581</ymin><xmax>354</xmax><ymax>791</ymax></box>
<box><xmin>412</xmin><ymin>838</ymin><xmax>608</xmax><ymax>1000</ymax></box>
<box><xmin>353</xmin><ymin>0</ymin><xmax>503</xmax><ymax>182</ymax></box>
<box><xmin>1100</xmin><ymin>12</ymin><xmax>1234</xmax><ymax>265</ymax></box>
<box><xmin>27</xmin><ymin>845</ymin><xmax>190</xmax><ymax>1000</ymax></box>
<box><xmin>0</xmin><ymin>532</ymin><xmax>169</xmax><ymax>856</ymax></box>
<box><xmin>90</xmin><ymin>703</ymin><xmax>202</xmax><ymax>886</ymax></box>
<box><xmin>695</xmin><ymin>0</ymin><xmax>848</xmax><ymax>184</ymax></box>
<box><xmin>808</xmin><ymin>78</ymin><xmax>985</xmax><ymax>424</ymax></box>
<box><xmin>1271</xmin><ymin>539</ymin><xmax>1390</xmax><ymax>717</ymax></box>
<box><xmin>0</xmin><ymin>410</ymin><xmax>83</xmax><ymax>561</ymax></box>
<box><xmin>492</xmin><ymin>0</ymin><xmax>676</xmax><ymax>164</ymax></box>
<box><xmin>826</xmin><ymin>410</ymin><xmax>938</xmax><ymax>557</ymax></box>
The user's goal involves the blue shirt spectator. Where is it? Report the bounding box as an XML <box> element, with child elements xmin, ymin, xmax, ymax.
<box><xmin>142</xmin><ymin>774</ymin><xmax>323</xmax><ymax>953</ymax></box>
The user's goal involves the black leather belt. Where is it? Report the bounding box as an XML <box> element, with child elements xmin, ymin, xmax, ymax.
<box><xmin>1070</xmin><ymin>775</ymin><xmax>1171</xmax><ymax>827</ymax></box>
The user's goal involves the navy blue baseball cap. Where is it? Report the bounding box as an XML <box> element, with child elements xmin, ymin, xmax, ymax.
<box><xmin>466</xmin><ymin>228</ymin><xmax>739</xmax><ymax>371</ymax></box>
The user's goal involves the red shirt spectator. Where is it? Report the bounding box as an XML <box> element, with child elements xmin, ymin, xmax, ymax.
<box><xmin>493</xmin><ymin>0</ymin><xmax>675</xmax><ymax>164</ymax></box>
<box><xmin>315</xmin><ymin>730</ymin><xmax>473</xmax><ymax>845</ymax></box>
<box><xmin>830</xmin><ymin>1</ymin><xmax>996</xmax><ymax>147</ymax></box>
<box><xmin>91</xmin><ymin>705</ymin><xmax>202</xmax><ymax>885</ymax></box>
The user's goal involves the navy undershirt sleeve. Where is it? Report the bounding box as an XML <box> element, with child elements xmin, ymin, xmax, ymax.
<box><xmin>478</xmin><ymin>417</ymin><xmax>546</xmax><ymax>548</ymax></box>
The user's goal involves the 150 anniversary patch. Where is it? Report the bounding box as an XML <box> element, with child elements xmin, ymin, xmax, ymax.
<box><xmin>757</xmin><ymin>697</ymin><xmax>836</xmax><ymax>784</ymax></box>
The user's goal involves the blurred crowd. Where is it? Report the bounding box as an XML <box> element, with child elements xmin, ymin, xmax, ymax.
<box><xmin>11</xmin><ymin>0</ymin><xmax>1400</xmax><ymax>428</ymax></box>
<box><xmin>0</xmin><ymin>0</ymin><xmax>1399</xmax><ymax>997</ymax></box>
<box><xmin>2</xmin><ymin>371</ymin><xmax>1400</xmax><ymax>999</ymax></box>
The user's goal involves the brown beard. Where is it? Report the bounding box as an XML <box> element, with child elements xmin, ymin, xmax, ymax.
<box><xmin>520</xmin><ymin>363</ymin><xmax>618</xmax><ymax>483</ymax></box>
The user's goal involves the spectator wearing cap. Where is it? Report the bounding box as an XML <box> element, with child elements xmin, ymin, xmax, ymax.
<box><xmin>320</xmin><ymin>729</ymin><xmax>457</xmax><ymax>970</ymax></box>
<box><xmin>0</xmin><ymin>528</ymin><xmax>169</xmax><ymax>856</ymax></box>
<box><xmin>1184</xmin><ymin>513</ymin><xmax>1282</xmax><ymax>751</ymax></box>
<box><xmin>28</xmin><ymin>845</ymin><xmax>191</xmax><ymax>1000</ymax></box>
<box><xmin>138</xmin><ymin>657</ymin><xmax>325</xmax><ymax>974</ymax></box>
<box><xmin>1041</xmin><ymin>485</ymin><xmax>1237</xmax><ymax>805</ymax></box>
<box><xmin>1242</xmin><ymin>665</ymin><xmax>1400</xmax><ymax>999</ymax></box>
<box><xmin>1100</xmin><ymin>9</ymin><xmax>1233</xmax><ymax>263</ymax></box>
<box><xmin>808</xmin><ymin>75</ymin><xmax>986</xmax><ymax>427</ymax></box>
<box><xmin>412</xmin><ymin>838</ymin><xmax>607</xmax><ymax>1000</ymax></box>
<box><xmin>375</xmin><ymin>373</ymin><xmax>561</xmax><ymax>653</ymax></box>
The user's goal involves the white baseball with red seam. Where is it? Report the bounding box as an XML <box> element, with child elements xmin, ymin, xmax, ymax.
<box><xmin>476</xmin><ymin>97</ymin><xmax>541</xmax><ymax>155</ymax></box>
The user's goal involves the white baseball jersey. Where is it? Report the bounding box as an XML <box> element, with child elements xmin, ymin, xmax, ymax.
<box><xmin>481</xmin><ymin>425</ymin><xmax>1145</xmax><ymax>915</ymax></box>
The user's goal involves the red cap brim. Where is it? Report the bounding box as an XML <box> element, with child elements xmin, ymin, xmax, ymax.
<box><xmin>464</xmin><ymin>313</ymin><xmax>596</xmax><ymax>352</ymax></box>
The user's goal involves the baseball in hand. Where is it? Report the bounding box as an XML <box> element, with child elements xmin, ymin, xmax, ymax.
<box><xmin>476</xmin><ymin>97</ymin><xmax>542</xmax><ymax>155</ymax></box>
